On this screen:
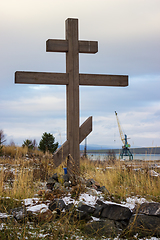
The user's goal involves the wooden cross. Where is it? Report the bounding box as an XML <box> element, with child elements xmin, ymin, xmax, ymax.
<box><xmin>15</xmin><ymin>18</ymin><xmax>128</xmax><ymax>175</ymax></box>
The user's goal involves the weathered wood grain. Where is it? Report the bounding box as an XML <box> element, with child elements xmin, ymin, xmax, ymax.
<box><xmin>46</xmin><ymin>39</ymin><xmax>98</xmax><ymax>53</ymax></box>
<box><xmin>53</xmin><ymin>116</ymin><xmax>92</xmax><ymax>168</ymax></box>
<box><xmin>66</xmin><ymin>18</ymin><xmax>80</xmax><ymax>174</ymax></box>
<box><xmin>79</xmin><ymin>116</ymin><xmax>92</xmax><ymax>143</ymax></box>
<box><xmin>79</xmin><ymin>74</ymin><xmax>128</xmax><ymax>86</ymax></box>
<box><xmin>15</xmin><ymin>71</ymin><xmax>69</xmax><ymax>85</ymax></box>
<box><xmin>53</xmin><ymin>140</ymin><xmax>69</xmax><ymax>168</ymax></box>
<box><xmin>46</xmin><ymin>39</ymin><xmax>68</xmax><ymax>52</ymax></box>
<box><xmin>79</xmin><ymin>41</ymin><xmax>98</xmax><ymax>53</ymax></box>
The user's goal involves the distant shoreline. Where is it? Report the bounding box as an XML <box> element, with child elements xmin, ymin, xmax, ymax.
<box><xmin>81</xmin><ymin>147</ymin><xmax>160</xmax><ymax>154</ymax></box>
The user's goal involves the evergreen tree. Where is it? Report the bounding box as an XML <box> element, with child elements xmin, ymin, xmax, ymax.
<box><xmin>38</xmin><ymin>132</ymin><xmax>58</xmax><ymax>154</ymax></box>
<box><xmin>22</xmin><ymin>139</ymin><xmax>34</xmax><ymax>150</ymax></box>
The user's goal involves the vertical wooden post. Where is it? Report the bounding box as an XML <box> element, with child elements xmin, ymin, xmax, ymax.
<box><xmin>66</xmin><ymin>18</ymin><xmax>80</xmax><ymax>175</ymax></box>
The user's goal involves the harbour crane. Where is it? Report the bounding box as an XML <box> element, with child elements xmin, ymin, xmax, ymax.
<box><xmin>115</xmin><ymin>111</ymin><xmax>133</xmax><ymax>160</ymax></box>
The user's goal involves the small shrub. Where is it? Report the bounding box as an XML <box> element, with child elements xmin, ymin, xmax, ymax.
<box><xmin>38</xmin><ymin>132</ymin><xmax>58</xmax><ymax>154</ymax></box>
<box><xmin>22</xmin><ymin>139</ymin><xmax>34</xmax><ymax>150</ymax></box>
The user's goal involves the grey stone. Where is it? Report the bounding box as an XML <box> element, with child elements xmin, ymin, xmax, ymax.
<box><xmin>123</xmin><ymin>214</ymin><xmax>160</xmax><ymax>238</ymax></box>
<box><xmin>114</xmin><ymin>219</ymin><xmax>129</xmax><ymax>230</ymax></box>
<box><xmin>87</xmin><ymin>189</ymin><xmax>98</xmax><ymax>196</ymax></box>
<box><xmin>11</xmin><ymin>206</ymin><xmax>27</xmax><ymax>222</ymax></box>
<box><xmin>63</xmin><ymin>174</ymin><xmax>70</xmax><ymax>183</ymax></box>
<box><xmin>101</xmin><ymin>203</ymin><xmax>132</xmax><ymax>221</ymax></box>
<box><xmin>96</xmin><ymin>199</ymin><xmax>104</xmax><ymax>205</ymax></box>
<box><xmin>49</xmin><ymin>199</ymin><xmax>66</xmax><ymax>213</ymax></box>
<box><xmin>75</xmin><ymin>210</ymin><xmax>92</xmax><ymax>221</ymax></box>
<box><xmin>86</xmin><ymin>179</ymin><xmax>95</xmax><ymax>187</ymax></box>
<box><xmin>78</xmin><ymin>177</ymin><xmax>86</xmax><ymax>185</ymax></box>
<box><xmin>51</xmin><ymin>173</ymin><xmax>58</xmax><ymax>182</ymax></box>
<box><xmin>92</xmin><ymin>204</ymin><xmax>104</xmax><ymax>218</ymax></box>
<box><xmin>64</xmin><ymin>182</ymin><xmax>70</xmax><ymax>188</ymax></box>
<box><xmin>46</xmin><ymin>177</ymin><xmax>56</xmax><ymax>190</ymax></box>
<box><xmin>54</xmin><ymin>182</ymin><xmax>61</xmax><ymax>190</ymax></box>
<box><xmin>137</xmin><ymin>202</ymin><xmax>160</xmax><ymax>216</ymax></box>
<box><xmin>65</xmin><ymin>203</ymin><xmax>75</xmax><ymax>211</ymax></box>
<box><xmin>77</xmin><ymin>202</ymin><xmax>95</xmax><ymax>214</ymax></box>
<box><xmin>46</xmin><ymin>183</ymin><xmax>54</xmax><ymax>190</ymax></box>
<box><xmin>47</xmin><ymin>177</ymin><xmax>56</xmax><ymax>184</ymax></box>
<box><xmin>99</xmin><ymin>186</ymin><xmax>110</xmax><ymax>194</ymax></box>
<box><xmin>83</xmin><ymin>219</ymin><xmax>121</xmax><ymax>238</ymax></box>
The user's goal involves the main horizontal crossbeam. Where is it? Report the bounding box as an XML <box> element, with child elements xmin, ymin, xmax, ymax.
<box><xmin>15</xmin><ymin>71</ymin><xmax>128</xmax><ymax>87</ymax></box>
<box><xmin>15</xmin><ymin>71</ymin><xmax>69</xmax><ymax>85</ymax></box>
<box><xmin>79</xmin><ymin>74</ymin><xmax>128</xmax><ymax>86</ymax></box>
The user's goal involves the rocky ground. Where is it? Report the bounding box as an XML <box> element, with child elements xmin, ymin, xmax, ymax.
<box><xmin>0</xmin><ymin>170</ymin><xmax>160</xmax><ymax>239</ymax></box>
<box><xmin>0</xmin><ymin>154</ymin><xmax>160</xmax><ymax>239</ymax></box>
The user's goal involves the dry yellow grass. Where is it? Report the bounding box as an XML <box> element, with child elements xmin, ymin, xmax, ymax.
<box><xmin>80</xmin><ymin>158</ymin><xmax>160</xmax><ymax>201</ymax></box>
<box><xmin>2</xmin><ymin>145</ymin><xmax>28</xmax><ymax>158</ymax></box>
<box><xmin>0</xmin><ymin>146</ymin><xmax>160</xmax><ymax>202</ymax></box>
<box><xmin>0</xmin><ymin>146</ymin><xmax>57</xmax><ymax>199</ymax></box>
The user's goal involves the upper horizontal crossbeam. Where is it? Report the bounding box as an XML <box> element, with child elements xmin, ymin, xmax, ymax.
<box><xmin>46</xmin><ymin>39</ymin><xmax>98</xmax><ymax>53</ymax></box>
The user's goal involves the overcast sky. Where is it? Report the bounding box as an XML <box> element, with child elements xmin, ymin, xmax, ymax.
<box><xmin>0</xmin><ymin>0</ymin><xmax>160</xmax><ymax>149</ymax></box>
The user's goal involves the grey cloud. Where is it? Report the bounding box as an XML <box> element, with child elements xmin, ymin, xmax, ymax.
<box><xmin>1</xmin><ymin>0</ymin><xmax>160</xmax><ymax>147</ymax></box>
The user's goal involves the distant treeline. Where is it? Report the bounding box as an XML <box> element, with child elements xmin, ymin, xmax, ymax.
<box><xmin>85</xmin><ymin>147</ymin><xmax>160</xmax><ymax>155</ymax></box>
